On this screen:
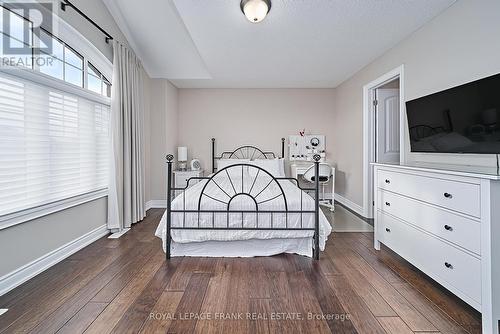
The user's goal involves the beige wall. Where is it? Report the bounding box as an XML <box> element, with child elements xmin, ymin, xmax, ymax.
<box><xmin>0</xmin><ymin>198</ymin><xmax>107</xmax><ymax>277</ymax></box>
<box><xmin>178</xmin><ymin>89</ymin><xmax>336</xmax><ymax>174</ymax></box>
<box><xmin>333</xmin><ymin>0</ymin><xmax>500</xmax><ymax>208</ymax></box>
<box><xmin>379</xmin><ymin>79</ymin><xmax>399</xmax><ymax>90</ymax></box>
<box><xmin>148</xmin><ymin>80</ymin><xmax>179</xmax><ymax>201</ymax></box>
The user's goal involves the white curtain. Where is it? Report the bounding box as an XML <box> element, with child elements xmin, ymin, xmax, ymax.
<box><xmin>107</xmin><ymin>41</ymin><xmax>145</xmax><ymax>231</ymax></box>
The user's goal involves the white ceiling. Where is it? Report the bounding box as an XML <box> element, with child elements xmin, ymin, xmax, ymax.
<box><xmin>104</xmin><ymin>0</ymin><xmax>456</xmax><ymax>88</ymax></box>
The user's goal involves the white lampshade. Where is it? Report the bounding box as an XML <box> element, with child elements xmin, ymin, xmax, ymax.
<box><xmin>177</xmin><ymin>147</ymin><xmax>188</xmax><ymax>162</ymax></box>
<box><xmin>242</xmin><ymin>0</ymin><xmax>270</xmax><ymax>23</ymax></box>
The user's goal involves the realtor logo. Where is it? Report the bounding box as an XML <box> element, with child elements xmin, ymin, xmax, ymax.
<box><xmin>2</xmin><ymin>1</ymin><xmax>53</xmax><ymax>55</ymax></box>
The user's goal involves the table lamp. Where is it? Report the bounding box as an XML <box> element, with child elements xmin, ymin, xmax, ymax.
<box><xmin>177</xmin><ymin>147</ymin><xmax>188</xmax><ymax>171</ymax></box>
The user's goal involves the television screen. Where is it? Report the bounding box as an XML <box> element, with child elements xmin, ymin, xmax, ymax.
<box><xmin>406</xmin><ymin>73</ymin><xmax>500</xmax><ymax>154</ymax></box>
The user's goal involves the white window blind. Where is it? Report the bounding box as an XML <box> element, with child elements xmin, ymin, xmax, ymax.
<box><xmin>0</xmin><ymin>71</ymin><xmax>110</xmax><ymax>217</ymax></box>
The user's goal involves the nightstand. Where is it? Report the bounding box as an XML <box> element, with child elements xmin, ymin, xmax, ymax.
<box><xmin>173</xmin><ymin>170</ymin><xmax>204</xmax><ymax>196</ymax></box>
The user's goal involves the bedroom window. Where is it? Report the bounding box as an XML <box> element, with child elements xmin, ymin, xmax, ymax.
<box><xmin>38</xmin><ymin>29</ymin><xmax>85</xmax><ymax>88</ymax></box>
<box><xmin>0</xmin><ymin>6</ymin><xmax>34</xmax><ymax>69</ymax></box>
<box><xmin>87</xmin><ymin>62</ymin><xmax>111</xmax><ymax>97</ymax></box>
<box><xmin>0</xmin><ymin>6</ymin><xmax>110</xmax><ymax>95</ymax></box>
<box><xmin>0</xmin><ymin>5</ymin><xmax>112</xmax><ymax>228</ymax></box>
<box><xmin>0</xmin><ymin>71</ymin><xmax>110</xmax><ymax>224</ymax></box>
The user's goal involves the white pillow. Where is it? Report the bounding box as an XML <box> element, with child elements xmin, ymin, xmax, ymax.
<box><xmin>430</xmin><ymin>132</ymin><xmax>473</xmax><ymax>151</ymax></box>
<box><xmin>249</xmin><ymin>159</ymin><xmax>282</xmax><ymax>178</ymax></box>
<box><xmin>277</xmin><ymin>158</ymin><xmax>285</xmax><ymax>177</ymax></box>
<box><xmin>216</xmin><ymin>159</ymin><xmax>249</xmax><ymax>177</ymax></box>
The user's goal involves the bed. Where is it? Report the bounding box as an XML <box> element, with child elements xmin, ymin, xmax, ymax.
<box><xmin>155</xmin><ymin>138</ymin><xmax>332</xmax><ymax>259</ymax></box>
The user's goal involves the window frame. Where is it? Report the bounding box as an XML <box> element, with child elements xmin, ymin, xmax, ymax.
<box><xmin>87</xmin><ymin>61</ymin><xmax>111</xmax><ymax>97</ymax></box>
<box><xmin>0</xmin><ymin>5</ymin><xmax>112</xmax><ymax>229</ymax></box>
<box><xmin>1</xmin><ymin>5</ymin><xmax>113</xmax><ymax>98</ymax></box>
<box><xmin>0</xmin><ymin>4</ymin><xmax>35</xmax><ymax>68</ymax></box>
<box><xmin>35</xmin><ymin>27</ymin><xmax>86</xmax><ymax>89</ymax></box>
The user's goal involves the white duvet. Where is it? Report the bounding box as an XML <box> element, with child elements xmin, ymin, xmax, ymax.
<box><xmin>155</xmin><ymin>170</ymin><xmax>332</xmax><ymax>250</ymax></box>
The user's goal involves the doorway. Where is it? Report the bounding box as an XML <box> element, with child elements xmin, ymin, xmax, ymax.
<box><xmin>362</xmin><ymin>65</ymin><xmax>405</xmax><ymax>219</ymax></box>
<box><xmin>375</xmin><ymin>80</ymin><xmax>400</xmax><ymax>164</ymax></box>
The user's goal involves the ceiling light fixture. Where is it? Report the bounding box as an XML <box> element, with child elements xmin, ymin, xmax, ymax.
<box><xmin>240</xmin><ymin>0</ymin><xmax>271</xmax><ymax>23</ymax></box>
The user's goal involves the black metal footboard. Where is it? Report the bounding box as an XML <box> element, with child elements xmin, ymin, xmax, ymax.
<box><xmin>164</xmin><ymin>144</ymin><xmax>321</xmax><ymax>261</ymax></box>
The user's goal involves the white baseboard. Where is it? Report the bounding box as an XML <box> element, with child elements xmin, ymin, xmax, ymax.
<box><xmin>146</xmin><ymin>200</ymin><xmax>167</xmax><ymax>210</ymax></box>
<box><xmin>0</xmin><ymin>224</ymin><xmax>108</xmax><ymax>297</ymax></box>
<box><xmin>334</xmin><ymin>193</ymin><xmax>365</xmax><ymax>218</ymax></box>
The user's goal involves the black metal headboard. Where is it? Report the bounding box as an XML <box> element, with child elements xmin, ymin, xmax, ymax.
<box><xmin>409</xmin><ymin>125</ymin><xmax>446</xmax><ymax>141</ymax></box>
<box><xmin>211</xmin><ymin>138</ymin><xmax>286</xmax><ymax>173</ymax></box>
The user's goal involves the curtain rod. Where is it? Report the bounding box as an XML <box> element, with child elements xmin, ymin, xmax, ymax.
<box><xmin>60</xmin><ymin>0</ymin><xmax>114</xmax><ymax>44</ymax></box>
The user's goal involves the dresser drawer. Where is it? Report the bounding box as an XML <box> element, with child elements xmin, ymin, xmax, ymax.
<box><xmin>378</xmin><ymin>190</ymin><xmax>481</xmax><ymax>254</ymax></box>
<box><xmin>377</xmin><ymin>169</ymin><xmax>481</xmax><ymax>218</ymax></box>
<box><xmin>378</xmin><ymin>211</ymin><xmax>481</xmax><ymax>305</ymax></box>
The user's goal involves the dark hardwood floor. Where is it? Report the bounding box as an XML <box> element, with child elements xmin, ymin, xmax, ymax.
<box><xmin>0</xmin><ymin>208</ymin><xmax>481</xmax><ymax>333</ymax></box>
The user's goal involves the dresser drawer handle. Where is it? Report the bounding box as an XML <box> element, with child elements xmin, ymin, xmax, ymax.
<box><xmin>444</xmin><ymin>225</ymin><xmax>453</xmax><ymax>231</ymax></box>
<box><xmin>385</xmin><ymin>228</ymin><xmax>391</xmax><ymax>232</ymax></box>
<box><xmin>444</xmin><ymin>262</ymin><xmax>453</xmax><ymax>269</ymax></box>
<box><xmin>385</xmin><ymin>202</ymin><xmax>391</xmax><ymax>206</ymax></box>
<box><xmin>444</xmin><ymin>192</ymin><xmax>453</xmax><ymax>199</ymax></box>
<box><xmin>385</xmin><ymin>179</ymin><xmax>391</xmax><ymax>184</ymax></box>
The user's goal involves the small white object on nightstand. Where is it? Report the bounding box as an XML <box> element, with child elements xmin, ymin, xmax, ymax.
<box><xmin>173</xmin><ymin>170</ymin><xmax>204</xmax><ymax>196</ymax></box>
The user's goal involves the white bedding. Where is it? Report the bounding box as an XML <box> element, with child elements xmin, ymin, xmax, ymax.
<box><xmin>169</xmin><ymin>238</ymin><xmax>313</xmax><ymax>257</ymax></box>
<box><xmin>155</xmin><ymin>170</ymin><xmax>332</xmax><ymax>256</ymax></box>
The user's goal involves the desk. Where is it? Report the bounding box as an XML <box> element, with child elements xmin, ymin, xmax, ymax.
<box><xmin>290</xmin><ymin>162</ymin><xmax>335</xmax><ymax>209</ymax></box>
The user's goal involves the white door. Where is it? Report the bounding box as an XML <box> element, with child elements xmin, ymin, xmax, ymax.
<box><xmin>375</xmin><ymin>88</ymin><xmax>400</xmax><ymax>163</ymax></box>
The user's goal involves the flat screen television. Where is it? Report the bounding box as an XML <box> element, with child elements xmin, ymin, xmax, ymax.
<box><xmin>406</xmin><ymin>73</ymin><xmax>500</xmax><ymax>154</ymax></box>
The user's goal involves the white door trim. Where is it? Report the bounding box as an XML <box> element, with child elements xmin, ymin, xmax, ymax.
<box><xmin>362</xmin><ymin>65</ymin><xmax>405</xmax><ymax>219</ymax></box>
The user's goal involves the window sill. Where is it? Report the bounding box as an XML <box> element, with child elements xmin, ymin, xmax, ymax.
<box><xmin>0</xmin><ymin>189</ymin><xmax>108</xmax><ymax>231</ymax></box>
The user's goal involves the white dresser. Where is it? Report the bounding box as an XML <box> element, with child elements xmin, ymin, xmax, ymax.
<box><xmin>373</xmin><ymin>163</ymin><xmax>500</xmax><ymax>333</ymax></box>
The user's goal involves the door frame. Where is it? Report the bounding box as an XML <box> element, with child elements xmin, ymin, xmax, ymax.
<box><xmin>362</xmin><ymin>65</ymin><xmax>405</xmax><ymax>219</ymax></box>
